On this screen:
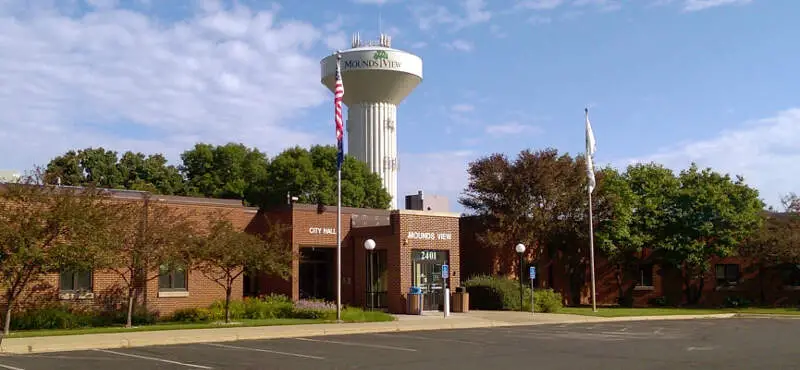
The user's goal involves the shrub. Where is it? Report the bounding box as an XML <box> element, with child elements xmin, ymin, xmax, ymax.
<box><xmin>463</xmin><ymin>275</ymin><xmax>563</xmax><ymax>313</ymax></box>
<box><xmin>533</xmin><ymin>288</ymin><xmax>563</xmax><ymax>313</ymax></box>
<box><xmin>724</xmin><ymin>296</ymin><xmax>752</xmax><ymax>308</ymax></box>
<box><xmin>292</xmin><ymin>299</ymin><xmax>336</xmax><ymax>320</ymax></box>
<box><xmin>169</xmin><ymin>307</ymin><xmax>219</xmax><ymax>323</ymax></box>
<box><xmin>10</xmin><ymin>303</ymin><xmax>160</xmax><ymax>330</ymax></box>
<box><xmin>11</xmin><ymin>303</ymin><xmax>93</xmax><ymax>330</ymax></box>
<box><xmin>648</xmin><ymin>296</ymin><xmax>669</xmax><ymax>307</ymax></box>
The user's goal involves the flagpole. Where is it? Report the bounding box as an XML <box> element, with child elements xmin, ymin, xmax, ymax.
<box><xmin>588</xmin><ymin>183</ymin><xmax>597</xmax><ymax>312</ymax></box>
<box><xmin>585</xmin><ymin>107</ymin><xmax>598</xmax><ymax>313</ymax></box>
<box><xmin>335</xmin><ymin>52</ymin><xmax>343</xmax><ymax>323</ymax></box>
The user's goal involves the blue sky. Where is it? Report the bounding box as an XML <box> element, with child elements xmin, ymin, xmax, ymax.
<box><xmin>0</xmin><ymin>0</ymin><xmax>797</xmax><ymax>212</ymax></box>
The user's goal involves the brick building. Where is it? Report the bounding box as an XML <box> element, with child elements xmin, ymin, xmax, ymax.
<box><xmin>251</xmin><ymin>204</ymin><xmax>461</xmax><ymax>314</ymax></box>
<box><xmin>3</xmin><ymin>186</ymin><xmax>462</xmax><ymax>316</ymax></box>
<box><xmin>3</xmin><ymin>189</ymin><xmax>258</xmax><ymax>317</ymax></box>
<box><xmin>459</xmin><ymin>215</ymin><xmax>800</xmax><ymax>308</ymax></box>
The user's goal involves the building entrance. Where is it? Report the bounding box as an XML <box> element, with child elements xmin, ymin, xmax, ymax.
<box><xmin>299</xmin><ymin>247</ymin><xmax>335</xmax><ymax>301</ymax></box>
<box><xmin>412</xmin><ymin>250</ymin><xmax>449</xmax><ymax>311</ymax></box>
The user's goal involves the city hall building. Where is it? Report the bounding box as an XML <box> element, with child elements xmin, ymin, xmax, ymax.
<box><xmin>1</xmin><ymin>185</ymin><xmax>461</xmax><ymax>316</ymax></box>
<box><xmin>249</xmin><ymin>203</ymin><xmax>461</xmax><ymax>314</ymax></box>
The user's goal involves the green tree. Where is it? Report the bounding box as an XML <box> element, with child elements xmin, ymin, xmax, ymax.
<box><xmin>595</xmin><ymin>163</ymin><xmax>679</xmax><ymax>306</ymax></box>
<box><xmin>662</xmin><ymin>164</ymin><xmax>764</xmax><ymax>304</ymax></box>
<box><xmin>261</xmin><ymin>145</ymin><xmax>390</xmax><ymax>209</ymax></box>
<box><xmin>0</xmin><ymin>174</ymin><xmax>119</xmax><ymax>335</ymax></box>
<box><xmin>44</xmin><ymin>147</ymin><xmax>185</xmax><ymax>195</ymax></box>
<box><xmin>117</xmin><ymin>152</ymin><xmax>185</xmax><ymax>194</ymax></box>
<box><xmin>191</xmin><ymin>215</ymin><xmax>292</xmax><ymax>323</ymax></box>
<box><xmin>99</xmin><ymin>195</ymin><xmax>197</xmax><ymax>327</ymax></box>
<box><xmin>180</xmin><ymin>143</ymin><xmax>269</xmax><ymax>205</ymax></box>
<box><xmin>460</xmin><ymin>148</ymin><xmax>593</xmax><ymax>303</ymax></box>
<box><xmin>741</xmin><ymin>194</ymin><xmax>800</xmax><ymax>303</ymax></box>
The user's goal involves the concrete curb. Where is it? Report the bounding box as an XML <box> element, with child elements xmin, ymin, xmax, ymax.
<box><xmin>0</xmin><ymin>313</ymin><xmax>746</xmax><ymax>355</ymax></box>
<box><xmin>734</xmin><ymin>313</ymin><xmax>800</xmax><ymax>319</ymax></box>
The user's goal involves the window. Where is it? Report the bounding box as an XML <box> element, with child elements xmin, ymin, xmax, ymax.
<box><xmin>637</xmin><ymin>265</ymin><xmax>654</xmax><ymax>287</ymax></box>
<box><xmin>366</xmin><ymin>250</ymin><xmax>388</xmax><ymax>308</ymax></box>
<box><xmin>781</xmin><ymin>264</ymin><xmax>800</xmax><ymax>287</ymax></box>
<box><xmin>59</xmin><ymin>270</ymin><xmax>92</xmax><ymax>292</ymax></box>
<box><xmin>715</xmin><ymin>264</ymin><xmax>740</xmax><ymax>286</ymax></box>
<box><xmin>159</xmin><ymin>264</ymin><xmax>187</xmax><ymax>291</ymax></box>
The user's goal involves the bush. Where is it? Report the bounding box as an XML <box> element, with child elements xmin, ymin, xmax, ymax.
<box><xmin>292</xmin><ymin>299</ymin><xmax>337</xmax><ymax>320</ymax></box>
<box><xmin>533</xmin><ymin>289</ymin><xmax>563</xmax><ymax>313</ymax></box>
<box><xmin>724</xmin><ymin>296</ymin><xmax>752</xmax><ymax>308</ymax></box>
<box><xmin>10</xmin><ymin>304</ymin><xmax>159</xmax><ymax>330</ymax></box>
<box><xmin>169</xmin><ymin>307</ymin><xmax>219</xmax><ymax>323</ymax></box>
<box><xmin>464</xmin><ymin>275</ymin><xmax>563</xmax><ymax>313</ymax></box>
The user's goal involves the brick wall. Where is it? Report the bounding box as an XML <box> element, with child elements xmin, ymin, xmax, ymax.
<box><xmin>396</xmin><ymin>210</ymin><xmax>461</xmax><ymax>314</ymax></box>
<box><xmin>461</xmin><ymin>215</ymin><xmax>800</xmax><ymax>308</ymax></box>
<box><xmin>2</xmin><ymin>192</ymin><xmax>255</xmax><ymax>317</ymax></box>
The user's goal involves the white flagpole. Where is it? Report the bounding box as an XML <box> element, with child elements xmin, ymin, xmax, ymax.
<box><xmin>585</xmin><ymin>107</ymin><xmax>598</xmax><ymax>313</ymax></box>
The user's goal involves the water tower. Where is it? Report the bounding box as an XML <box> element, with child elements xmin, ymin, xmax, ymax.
<box><xmin>320</xmin><ymin>33</ymin><xmax>423</xmax><ymax>210</ymax></box>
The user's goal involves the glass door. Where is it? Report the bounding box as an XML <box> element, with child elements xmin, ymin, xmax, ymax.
<box><xmin>412</xmin><ymin>250</ymin><xmax>449</xmax><ymax>311</ymax></box>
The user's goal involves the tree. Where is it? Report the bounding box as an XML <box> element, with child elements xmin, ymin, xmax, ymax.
<box><xmin>661</xmin><ymin>164</ymin><xmax>764</xmax><ymax>304</ymax></box>
<box><xmin>782</xmin><ymin>193</ymin><xmax>800</xmax><ymax>213</ymax></box>
<box><xmin>44</xmin><ymin>147</ymin><xmax>185</xmax><ymax>195</ymax></box>
<box><xmin>180</xmin><ymin>143</ymin><xmax>269</xmax><ymax>205</ymax></box>
<box><xmin>0</xmin><ymin>174</ymin><xmax>119</xmax><ymax>334</ymax></box>
<box><xmin>741</xmin><ymin>194</ymin><xmax>800</xmax><ymax>302</ymax></box>
<box><xmin>594</xmin><ymin>163</ymin><xmax>679</xmax><ymax>306</ymax></box>
<box><xmin>261</xmin><ymin>145</ymin><xmax>390</xmax><ymax>209</ymax></box>
<box><xmin>459</xmin><ymin>148</ymin><xmax>594</xmax><ymax>303</ymax></box>
<box><xmin>191</xmin><ymin>215</ymin><xmax>292</xmax><ymax>323</ymax></box>
<box><xmin>100</xmin><ymin>195</ymin><xmax>197</xmax><ymax>327</ymax></box>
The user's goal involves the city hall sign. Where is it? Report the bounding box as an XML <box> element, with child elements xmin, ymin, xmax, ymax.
<box><xmin>342</xmin><ymin>50</ymin><xmax>403</xmax><ymax>70</ymax></box>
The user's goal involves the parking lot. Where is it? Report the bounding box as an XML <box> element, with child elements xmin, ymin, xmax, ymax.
<box><xmin>0</xmin><ymin>318</ymin><xmax>797</xmax><ymax>369</ymax></box>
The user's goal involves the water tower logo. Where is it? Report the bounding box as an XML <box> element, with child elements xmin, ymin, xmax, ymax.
<box><xmin>373</xmin><ymin>50</ymin><xmax>389</xmax><ymax>60</ymax></box>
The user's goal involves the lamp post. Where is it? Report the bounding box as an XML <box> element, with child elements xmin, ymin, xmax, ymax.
<box><xmin>364</xmin><ymin>239</ymin><xmax>376</xmax><ymax>311</ymax></box>
<box><xmin>515</xmin><ymin>243</ymin><xmax>526</xmax><ymax>311</ymax></box>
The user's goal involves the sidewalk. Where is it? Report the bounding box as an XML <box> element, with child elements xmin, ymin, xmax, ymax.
<box><xmin>0</xmin><ymin>311</ymin><xmax>735</xmax><ymax>354</ymax></box>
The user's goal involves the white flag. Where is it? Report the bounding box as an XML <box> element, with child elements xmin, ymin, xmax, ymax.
<box><xmin>585</xmin><ymin>108</ymin><xmax>597</xmax><ymax>194</ymax></box>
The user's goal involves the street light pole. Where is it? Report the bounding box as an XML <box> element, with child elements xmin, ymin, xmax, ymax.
<box><xmin>515</xmin><ymin>243</ymin><xmax>526</xmax><ymax>311</ymax></box>
<box><xmin>364</xmin><ymin>239</ymin><xmax>376</xmax><ymax>311</ymax></box>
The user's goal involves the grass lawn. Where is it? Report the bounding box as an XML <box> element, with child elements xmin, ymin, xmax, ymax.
<box><xmin>559</xmin><ymin>307</ymin><xmax>800</xmax><ymax>317</ymax></box>
<box><xmin>2</xmin><ymin>309</ymin><xmax>395</xmax><ymax>339</ymax></box>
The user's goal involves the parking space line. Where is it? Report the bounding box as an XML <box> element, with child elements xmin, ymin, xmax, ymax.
<box><xmin>202</xmin><ymin>343</ymin><xmax>325</xmax><ymax>360</ymax></box>
<box><xmin>294</xmin><ymin>337</ymin><xmax>418</xmax><ymax>352</ymax></box>
<box><xmin>371</xmin><ymin>333</ymin><xmax>485</xmax><ymax>345</ymax></box>
<box><xmin>91</xmin><ymin>349</ymin><xmax>212</xmax><ymax>369</ymax></box>
<box><xmin>0</xmin><ymin>363</ymin><xmax>25</xmax><ymax>370</ymax></box>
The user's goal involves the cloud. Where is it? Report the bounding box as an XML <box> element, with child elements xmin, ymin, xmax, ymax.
<box><xmin>683</xmin><ymin>0</ymin><xmax>753</xmax><ymax>11</ymax></box>
<box><xmin>573</xmin><ymin>0</ymin><xmax>622</xmax><ymax>11</ymax></box>
<box><xmin>352</xmin><ymin>0</ymin><xmax>392</xmax><ymax>4</ymax></box>
<box><xmin>85</xmin><ymin>0</ymin><xmax>119</xmax><ymax>10</ymax></box>
<box><xmin>451</xmin><ymin>104</ymin><xmax>475</xmax><ymax>113</ymax></box>
<box><xmin>485</xmin><ymin>122</ymin><xmax>542</xmax><ymax>136</ymax></box>
<box><xmin>444</xmin><ymin>39</ymin><xmax>474</xmax><ymax>52</ymax></box>
<box><xmin>0</xmin><ymin>1</ymin><xmax>330</xmax><ymax>171</ymax></box>
<box><xmin>516</xmin><ymin>0</ymin><xmax>565</xmax><ymax>10</ymax></box>
<box><xmin>623</xmin><ymin>108</ymin><xmax>800</xmax><ymax>208</ymax></box>
<box><xmin>410</xmin><ymin>0</ymin><xmax>491</xmax><ymax>31</ymax></box>
<box><xmin>528</xmin><ymin>15</ymin><xmax>553</xmax><ymax>24</ymax></box>
<box><xmin>409</xmin><ymin>41</ymin><xmax>428</xmax><ymax>49</ymax></box>
<box><xmin>489</xmin><ymin>24</ymin><xmax>507</xmax><ymax>38</ymax></box>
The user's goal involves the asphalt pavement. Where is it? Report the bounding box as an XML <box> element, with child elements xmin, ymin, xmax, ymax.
<box><xmin>0</xmin><ymin>318</ymin><xmax>797</xmax><ymax>369</ymax></box>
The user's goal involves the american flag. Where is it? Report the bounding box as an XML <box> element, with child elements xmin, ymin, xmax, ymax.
<box><xmin>334</xmin><ymin>55</ymin><xmax>344</xmax><ymax>170</ymax></box>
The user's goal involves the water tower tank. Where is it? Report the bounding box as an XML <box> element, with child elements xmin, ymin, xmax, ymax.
<box><xmin>320</xmin><ymin>33</ymin><xmax>423</xmax><ymax>210</ymax></box>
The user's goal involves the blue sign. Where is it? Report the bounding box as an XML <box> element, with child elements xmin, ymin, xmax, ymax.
<box><xmin>529</xmin><ymin>266</ymin><xmax>536</xmax><ymax>280</ymax></box>
<box><xmin>441</xmin><ymin>264</ymin><xmax>449</xmax><ymax>279</ymax></box>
